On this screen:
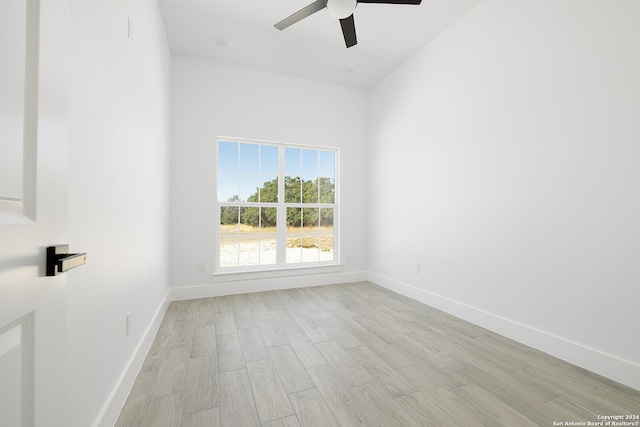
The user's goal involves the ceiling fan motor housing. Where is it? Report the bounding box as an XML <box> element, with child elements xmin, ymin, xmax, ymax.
<box><xmin>327</xmin><ymin>0</ymin><xmax>358</xmax><ymax>19</ymax></box>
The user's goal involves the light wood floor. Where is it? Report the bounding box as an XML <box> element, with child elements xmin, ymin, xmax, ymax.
<box><xmin>115</xmin><ymin>282</ymin><xmax>640</xmax><ymax>426</ymax></box>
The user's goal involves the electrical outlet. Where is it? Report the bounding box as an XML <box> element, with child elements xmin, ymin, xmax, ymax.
<box><xmin>197</xmin><ymin>262</ymin><xmax>206</xmax><ymax>272</ymax></box>
<box><xmin>415</xmin><ymin>264</ymin><xmax>421</xmax><ymax>274</ymax></box>
<box><xmin>125</xmin><ymin>311</ymin><xmax>132</xmax><ymax>336</ymax></box>
<box><xmin>347</xmin><ymin>253</ymin><xmax>353</xmax><ymax>263</ymax></box>
<box><xmin>127</xmin><ymin>17</ymin><xmax>133</xmax><ymax>42</ymax></box>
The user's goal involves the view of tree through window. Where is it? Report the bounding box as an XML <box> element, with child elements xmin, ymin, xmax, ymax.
<box><xmin>218</xmin><ymin>140</ymin><xmax>336</xmax><ymax>270</ymax></box>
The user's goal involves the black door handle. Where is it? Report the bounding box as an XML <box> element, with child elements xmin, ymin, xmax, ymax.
<box><xmin>46</xmin><ymin>245</ymin><xmax>87</xmax><ymax>276</ymax></box>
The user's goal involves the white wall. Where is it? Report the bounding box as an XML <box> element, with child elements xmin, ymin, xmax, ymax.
<box><xmin>67</xmin><ymin>0</ymin><xmax>171</xmax><ymax>426</ymax></box>
<box><xmin>170</xmin><ymin>56</ymin><xmax>369</xmax><ymax>292</ymax></box>
<box><xmin>368</xmin><ymin>0</ymin><xmax>640</xmax><ymax>389</ymax></box>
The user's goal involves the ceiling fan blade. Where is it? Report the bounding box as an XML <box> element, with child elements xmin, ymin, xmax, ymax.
<box><xmin>357</xmin><ymin>0</ymin><xmax>422</xmax><ymax>4</ymax></box>
<box><xmin>275</xmin><ymin>0</ymin><xmax>328</xmax><ymax>30</ymax></box>
<box><xmin>339</xmin><ymin>14</ymin><xmax>357</xmax><ymax>48</ymax></box>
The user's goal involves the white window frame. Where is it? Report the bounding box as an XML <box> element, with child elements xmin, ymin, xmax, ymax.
<box><xmin>214</xmin><ymin>137</ymin><xmax>340</xmax><ymax>275</ymax></box>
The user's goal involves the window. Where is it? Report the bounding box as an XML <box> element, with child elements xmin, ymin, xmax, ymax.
<box><xmin>216</xmin><ymin>138</ymin><xmax>337</xmax><ymax>272</ymax></box>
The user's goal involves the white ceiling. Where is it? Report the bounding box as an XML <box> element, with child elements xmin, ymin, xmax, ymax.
<box><xmin>158</xmin><ymin>0</ymin><xmax>482</xmax><ymax>90</ymax></box>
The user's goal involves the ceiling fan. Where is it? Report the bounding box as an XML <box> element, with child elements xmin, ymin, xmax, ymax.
<box><xmin>274</xmin><ymin>0</ymin><xmax>422</xmax><ymax>48</ymax></box>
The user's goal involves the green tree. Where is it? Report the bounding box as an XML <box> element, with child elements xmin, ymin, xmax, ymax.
<box><xmin>241</xmin><ymin>207</ymin><xmax>260</xmax><ymax>227</ymax></box>
<box><xmin>284</xmin><ymin>176</ymin><xmax>301</xmax><ymax>203</ymax></box>
<box><xmin>287</xmin><ymin>207</ymin><xmax>301</xmax><ymax>227</ymax></box>
<box><xmin>247</xmin><ymin>178</ymin><xmax>278</xmax><ymax>204</ymax></box>
<box><xmin>318</xmin><ymin>177</ymin><xmax>335</xmax><ymax>203</ymax></box>
<box><xmin>220</xmin><ymin>195</ymin><xmax>239</xmax><ymax>225</ymax></box>
<box><xmin>239</xmin><ymin>176</ymin><xmax>335</xmax><ymax>228</ymax></box>
<box><xmin>320</xmin><ymin>207</ymin><xmax>333</xmax><ymax>227</ymax></box>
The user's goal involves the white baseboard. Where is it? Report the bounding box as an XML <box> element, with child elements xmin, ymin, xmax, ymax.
<box><xmin>169</xmin><ymin>270</ymin><xmax>368</xmax><ymax>301</ymax></box>
<box><xmin>94</xmin><ymin>291</ymin><xmax>171</xmax><ymax>427</ymax></box>
<box><xmin>368</xmin><ymin>272</ymin><xmax>640</xmax><ymax>392</ymax></box>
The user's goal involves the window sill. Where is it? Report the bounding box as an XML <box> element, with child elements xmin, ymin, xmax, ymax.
<box><xmin>212</xmin><ymin>263</ymin><xmax>343</xmax><ymax>283</ymax></box>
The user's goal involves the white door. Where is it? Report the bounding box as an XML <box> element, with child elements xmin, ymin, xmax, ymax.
<box><xmin>1</xmin><ymin>0</ymin><xmax>71</xmax><ymax>426</ymax></box>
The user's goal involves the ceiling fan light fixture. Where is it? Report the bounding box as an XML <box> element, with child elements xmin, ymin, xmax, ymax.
<box><xmin>274</xmin><ymin>0</ymin><xmax>422</xmax><ymax>48</ymax></box>
<box><xmin>327</xmin><ymin>0</ymin><xmax>357</xmax><ymax>19</ymax></box>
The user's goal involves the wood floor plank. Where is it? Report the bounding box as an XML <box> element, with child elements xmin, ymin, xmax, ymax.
<box><xmin>340</xmin><ymin>388</ymin><xmax>396</xmax><ymax>427</ymax></box>
<box><xmin>229</xmin><ymin>293</ymin><xmax>249</xmax><ymax>307</ymax></box>
<box><xmin>453</xmin><ymin>333</ymin><xmax>530</xmax><ymax>372</ymax></box>
<box><xmin>352</xmin><ymin>381</ymin><xmax>433</xmax><ymax>426</ymax></box>
<box><xmin>330</xmin><ymin>308</ymin><xmax>370</xmax><ymax>334</ymax></box>
<box><xmin>262</xmin><ymin>415</ymin><xmax>300</xmax><ymax>427</ymax></box>
<box><xmin>403</xmin><ymin>308</ymin><xmax>451</xmax><ymax>336</ymax></box>
<box><xmin>304</xmin><ymin>306</ymin><xmax>333</xmax><ymax>322</ymax></box>
<box><xmin>450</xmin><ymin>345</ymin><xmax>515</xmax><ymax>375</ymax></box>
<box><xmin>146</xmin><ymin>332</ymin><xmax>171</xmax><ymax>359</ymax></box>
<box><xmin>233</xmin><ymin>306</ymin><xmax>257</xmax><ymax>329</ymax></box>
<box><xmin>334</xmin><ymin>293</ymin><xmax>369</xmax><ymax>315</ymax></box>
<box><xmin>276</xmin><ymin>290</ymin><xmax>310</xmax><ymax>318</ymax></box>
<box><xmin>479</xmin><ymin>332</ymin><xmax>573</xmax><ymax>377</ymax></box>
<box><xmin>256</xmin><ymin>318</ymin><xmax>288</xmax><ymax>347</ymax></box>
<box><xmin>307</xmin><ymin>363</ymin><xmax>393</xmax><ymax>427</ymax></box>
<box><xmin>258</xmin><ymin>291</ymin><xmax>285</xmax><ymax>312</ymax></box>
<box><xmin>316</xmin><ymin>341</ymin><xmax>374</xmax><ymax>387</ymax></box>
<box><xmin>367</xmin><ymin>309</ymin><xmax>410</xmax><ymax>334</ymax></box>
<box><xmin>560</xmin><ymin>370</ymin><xmax>640</xmax><ymax>412</ymax></box>
<box><xmin>376</xmin><ymin>307</ymin><xmax>423</xmax><ymax>326</ymax></box>
<box><xmin>401</xmin><ymin>363</ymin><xmax>469</xmax><ymax>394</ymax></box>
<box><xmin>409</xmin><ymin>385</ymin><xmax>494</xmax><ymax>427</ymax></box>
<box><xmin>157</xmin><ymin>303</ymin><xmax>181</xmax><ymax>335</ymax></box>
<box><xmin>318</xmin><ymin>319</ymin><xmax>363</xmax><ymax>348</ymax></box>
<box><xmin>152</xmin><ymin>347</ymin><xmax>190</xmax><ymax>396</ymax></box>
<box><xmin>181</xmin><ymin>407</ymin><xmax>221</xmax><ymax>427</ymax></box>
<box><xmin>271</xmin><ymin>310</ymin><xmax>302</xmax><ymax>333</ymax></box>
<box><xmin>452</xmin><ymin>382</ymin><xmax>539</xmax><ymax>426</ymax></box>
<box><xmin>289</xmin><ymin>388</ymin><xmax>340</xmax><ymax>427</ymax></box>
<box><xmin>293</xmin><ymin>316</ymin><xmax>332</xmax><ymax>344</ymax></box>
<box><xmin>284</xmin><ymin>330</ymin><xmax>327</xmax><ymax>369</ymax></box>
<box><xmin>458</xmin><ymin>363</ymin><xmax>560</xmax><ymax>408</ymax></box>
<box><xmin>302</xmin><ymin>288</ymin><xmax>340</xmax><ymax>311</ymax></box>
<box><xmin>191</xmin><ymin>324</ymin><xmax>216</xmax><ymax>358</ymax></box>
<box><xmin>352</xmin><ymin>330</ymin><xmax>416</xmax><ymax>369</ymax></box>
<box><xmin>140</xmin><ymin>393</ymin><xmax>184</xmax><ymax>427</ymax></box>
<box><xmin>194</xmin><ymin>302</ymin><xmax>215</xmax><ymax>327</ymax></box>
<box><xmin>347</xmin><ymin>346</ymin><xmax>418</xmax><ymax>398</ymax></box>
<box><xmin>238</xmin><ymin>327</ymin><xmax>271</xmax><ymax>362</ymax></box>
<box><xmin>217</xmin><ymin>333</ymin><xmax>245</xmax><ymax>373</ymax></box>
<box><xmin>305</xmin><ymin>364</ymin><xmax>361</xmax><ymax>427</ymax></box>
<box><xmin>214</xmin><ymin>295</ymin><xmax>234</xmax><ymax>312</ymax></box>
<box><xmin>247</xmin><ymin>297</ymin><xmax>272</xmax><ymax>321</ymax></box>
<box><xmin>284</xmin><ymin>288</ymin><xmax>313</xmax><ymax>306</ymax></box>
<box><xmin>519</xmin><ymin>366</ymin><xmax>635</xmax><ymax>419</ymax></box>
<box><xmin>423</xmin><ymin>310</ymin><xmax>485</xmax><ymax>339</ymax></box>
<box><xmin>246</xmin><ymin>359</ymin><xmax>295</xmax><ymax>423</ymax></box>
<box><xmin>215</xmin><ymin>311</ymin><xmax>237</xmax><ymax>335</ymax></box>
<box><xmin>183</xmin><ymin>355</ymin><xmax>217</xmax><ymax>414</ymax></box>
<box><xmin>115</xmin><ymin>370</ymin><xmax>157</xmax><ymax>427</ymax></box>
<box><xmin>218</xmin><ymin>369</ymin><xmax>260</xmax><ymax>427</ymax></box>
<box><xmin>399</xmin><ymin>319</ymin><xmax>465</xmax><ymax>354</ymax></box>
<box><xmin>312</xmin><ymin>284</ymin><xmax>346</xmax><ymax>299</ymax></box>
<box><xmin>395</xmin><ymin>329</ymin><xmax>451</xmax><ymax>360</ymax></box>
<box><xmin>353</xmin><ymin>314</ymin><xmax>399</xmax><ymax>344</ymax></box>
<box><xmin>268</xmin><ymin>345</ymin><xmax>316</xmax><ymax>394</ymax></box>
<box><xmin>166</xmin><ymin>316</ymin><xmax>195</xmax><ymax>350</ymax></box>
<box><xmin>544</xmin><ymin>396</ymin><xmax>598</xmax><ymax>423</ymax></box>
